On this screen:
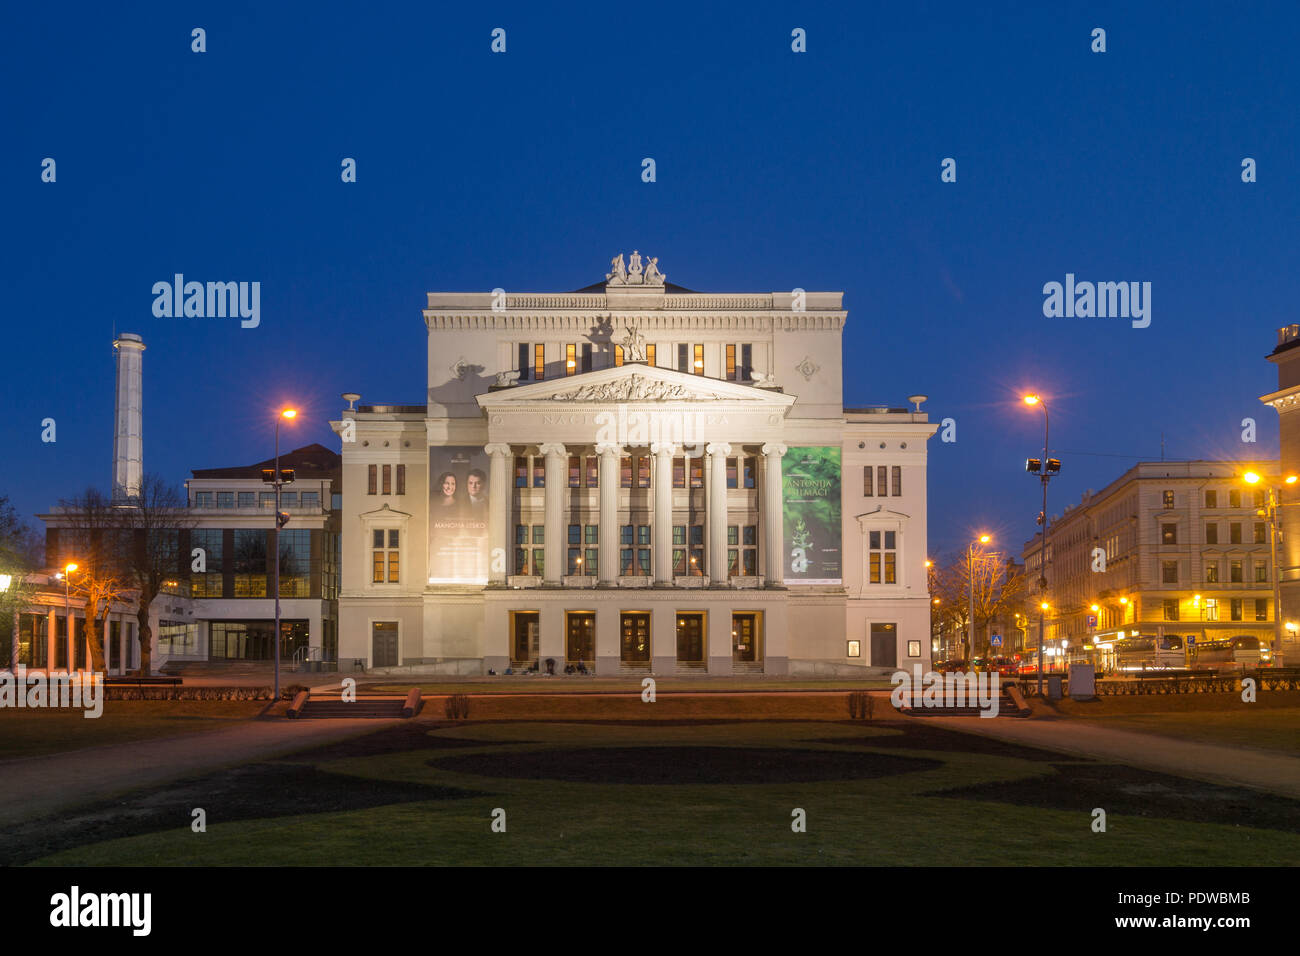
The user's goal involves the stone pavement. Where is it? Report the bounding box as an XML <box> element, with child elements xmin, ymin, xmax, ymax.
<box><xmin>0</xmin><ymin>716</ymin><xmax>400</xmax><ymax>827</ymax></box>
<box><xmin>920</xmin><ymin>713</ymin><xmax>1300</xmax><ymax>798</ymax></box>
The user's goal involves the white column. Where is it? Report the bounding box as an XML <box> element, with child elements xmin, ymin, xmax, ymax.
<box><xmin>540</xmin><ymin>443</ymin><xmax>567</xmax><ymax>585</ymax></box>
<box><xmin>485</xmin><ymin>443</ymin><xmax>512</xmax><ymax>585</ymax></box>
<box><xmin>762</xmin><ymin>443</ymin><xmax>788</xmax><ymax>587</ymax></box>
<box><xmin>707</xmin><ymin>442</ymin><xmax>732</xmax><ymax>587</ymax></box>
<box><xmin>652</xmin><ymin>443</ymin><xmax>676</xmax><ymax>585</ymax></box>
<box><xmin>47</xmin><ymin>608</ymin><xmax>57</xmax><ymax>671</ymax></box>
<box><xmin>596</xmin><ymin>442</ymin><xmax>621</xmax><ymax>586</ymax></box>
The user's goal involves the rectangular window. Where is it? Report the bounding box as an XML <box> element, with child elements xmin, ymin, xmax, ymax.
<box><xmin>585</xmin><ymin>525</ymin><xmax>599</xmax><ymax>544</ymax></box>
<box><xmin>677</xmin><ymin>343</ymin><xmax>689</xmax><ymax>372</ymax></box>
<box><xmin>621</xmin><ymin>457</ymin><xmax>633</xmax><ymax>488</ymax></box>
<box><xmin>1229</xmin><ymin>489</ymin><xmax>1241</xmax><ymax>508</ymax></box>
<box><xmin>1231</xmin><ymin>598</ymin><xmax>1243</xmax><ymax>622</ymax></box>
<box><xmin>217</xmin><ymin>492</ymin><xmax>235</xmax><ymax>509</ymax></box>
<box><xmin>1205</xmin><ymin>489</ymin><xmax>1217</xmax><ymax>508</ymax></box>
<box><xmin>689</xmin><ymin>457</ymin><xmax>704</xmax><ymax>488</ymax></box>
<box><xmin>891</xmin><ymin>466</ymin><xmax>902</xmax><ymax>496</ymax></box>
<box><xmin>586</xmin><ymin>456</ymin><xmax>598</xmax><ymax>487</ymax></box>
<box><xmin>238</xmin><ymin>491</ymin><xmax>255</xmax><ymax>508</ymax></box>
<box><xmin>568</xmin><ymin>524</ymin><xmax>580</xmax><ymax>546</ymax></box>
<box><xmin>371</xmin><ymin>528</ymin><xmax>399</xmax><ymax>583</ymax></box>
<box><xmin>743</xmin><ymin>457</ymin><xmax>757</xmax><ymax>489</ymax></box>
<box><xmin>740</xmin><ymin>344</ymin><xmax>752</xmax><ymax>380</ymax></box>
<box><xmin>1163</xmin><ymin>599</ymin><xmax>1179</xmax><ymax>621</ymax></box>
<box><xmin>614</xmin><ymin>345</ymin><xmax>624</xmax><ymax>367</ymax></box>
<box><xmin>864</xmin><ymin>466</ymin><xmax>873</xmax><ymax>496</ymax></box>
<box><xmin>726</xmin><ymin>458</ymin><xmax>738</xmax><ymax>489</ymax></box>
<box><xmin>1230</xmin><ymin>523</ymin><xmax>1241</xmax><ymax>544</ymax></box>
<box><xmin>301</xmin><ymin>491</ymin><xmax>320</xmax><ymax>509</ymax></box>
<box><xmin>877</xmin><ymin>466</ymin><xmax>888</xmax><ymax>497</ymax></box>
<box><xmin>646</xmin><ymin>344</ymin><xmax>656</xmax><ymax>366</ymax></box>
<box><xmin>581</xmin><ymin>342</ymin><xmax>592</xmax><ymax>372</ymax></box>
<box><xmin>1254</xmin><ymin>489</ymin><xmax>1265</xmax><ymax>508</ymax></box>
<box><xmin>1230</xmin><ymin>559</ymin><xmax>1243</xmax><ymax>583</ymax></box>
<box><xmin>673</xmin><ymin>457</ymin><xmax>686</xmax><ymax>488</ymax></box>
<box><xmin>533</xmin><ymin>457</ymin><xmax>545</xmax><ymax>488</ymax></box>
<box><xmin>1162</xmin><ymin>489</ymin><xmax>1174</xmax><ymax>508</ymax></box>
<box><xmin>233</xmin><ymin>529</ymin><xmax>267</xmax><ymax>596</ymax></box>
<box><xmin>1162</xmin><ymin>559</ymin><xmax>1178</xmax><ymax>583</ymax></box>
<box><xmin>382</xmin><ymin>464</ymin><xmax>392</xmax><ymax>495</ymax></box>
<box><xmin>566</xmin><ymin>343</ymin><xmax>577</xmax><ymax>376</ymax></box>
<box><xmin>194</xmin><ymin>491</ymin><xmax>213</xmax><ymax>508</ymax></box>
<box><xmin>259</xmin><ymin>491</ymin><xmax>275</xmax><ymax>508</ymax></box>
<box><xmin>569</xmin><ymin>456</ymin><xmax>581</xmax><ymax>488</ymax></box>
<box><xmin>518</xmin><ymin>343</ymin><xmax>530</xmax><ymax>380</ymax></box>
<box><xmin>1161</xmin><ymin>523</ymin><xmax>1177</xmax><ymax>545</ymax></box>
<box><xmin>567</xmin><ymin>548</ymin><xmax>582</xmax><ymax>574</ymax></box>
<box><xmin>1204</xmin><ymin>598</ymin><xmax>1219</xmax><ymax>621</ymax></box>
<box><xmin>1205</xmin><ymin>522</ymin><xmax>1218</xmax><ymax>544</ymax></box>
<box><xmin>726</xmin><ymin>344</ymin><xmax>736</xmax><ymax>380</ymax></box>
<box><xmin>1256</xmin><ymin>598</ymin><xmax>1269</xmax><ymax>621</ymax></box>
<box><xmin>868</xmin><ymin>530</ymin><xmax>898</xmax><ymax>584</ymax></box>
<box><xmin>1256</xmin><ymin>563</ymin><xmax>1268</xmax><ymax>583</ymax></box>
<box><xmin>637</xmin><ymin>455</ymin><xmax>650</xmax><ymax>488</ymax></box>
<box><xmin>532</xmin><ymin>526</ymin><xmax>544</xmax><ymax>545</ymax></box>
<box><xmin>534</xmin><ymin>344</ymin><xmax>545</xmax><ymax>381</ymax></box>
<box><xmin>693</xmin><ymin>343</ymin><xmax>704</xmax><ymax>375</ymax></box>
<box><xmin>396</xmin><ymin>464</ymin><xmax>406</xmax><ymax>495</ymax></box>
<box><xmin>515</xmin><ymin>457</ymin><xmax>528</xmax><ymax>488</ymax></box>
<box><xmin>1254</xmin><ymin>522</ymin><xmax>1267</xmax><ymax>544</ymax></box>
<box><xmin>1205</xmin><ymin>560</ymin><xmax>1219</xmax><ymax>583</ymax></box>
<box><xmin>281</xmin><ymin>492</ymin><xmax>298</xmax><ymax>507</ymax></box>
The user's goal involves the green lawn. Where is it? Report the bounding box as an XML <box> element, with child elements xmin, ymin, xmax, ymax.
<box><xmin>1066</xmin><ymin>708</ymin><xmax>1300</xmax><ymax>754</ymax></box>
<box><xmin>0</xmin><ymin>700</ymin><xmax>270</xmax><ymax>760</ymax></box>
<box><xmin>18</xmin><ymin>720</ymin><xmax>1300</xmax><ymax>866</ymax></box>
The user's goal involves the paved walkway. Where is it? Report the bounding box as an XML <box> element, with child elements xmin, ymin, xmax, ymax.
<box><xmin>0</xmin><ymin>717</ymin><xmax>400</xmax><ymax>827</ymax></box>
<box><xmin>920</xmin><ymin>714</ymin><xmax>1300</xmax><ymax>798</ymax></box>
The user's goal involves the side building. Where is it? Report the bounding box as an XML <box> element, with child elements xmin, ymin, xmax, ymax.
<box><xmin>1023</xmin><ymin>460</ymin><xmax>1281</xmax><ymax>670</ymax></box>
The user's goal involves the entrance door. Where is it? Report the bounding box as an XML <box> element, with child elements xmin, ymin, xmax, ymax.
<box><xmin>620</xmin><ymin>612</ymin><xmax>651</xmax><ymax>663</ymax></box>
<box><xmin>372</xmin><ymin>621</ymin><xmax>399</xmax><ymax>667</ymax></box>
<box><xmin>511</xmin><ymin>612</ymin><xmax>540</xmax><ymax>668</ymax></box>
<box><xmin>870</xmin><ymin>623</ymin><xmax>897</xmax><ymax>667</ymax></box>
<box><xmin>676</xmin><ymin>612</ymin><xmax>706</xmax><ymax>663</ymax></box>
<box><xmin>732</xmin><ymin>613</ymin><xmax>762</xmax><ymax>663</ymax></box>
<box><xmin>566</xmin><ymin>612</ymin><xmax>595</xmax><ymax>666</ymax></box>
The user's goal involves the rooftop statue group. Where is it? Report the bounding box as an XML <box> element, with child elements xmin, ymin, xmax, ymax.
<box><xmin>607</xmin><ymin>250</ymin><xmax>665</xmax><ymax>287</ymax></box>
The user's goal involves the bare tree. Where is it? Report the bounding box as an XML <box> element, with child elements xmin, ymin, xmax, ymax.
<box><xmin>117</xmin><ymin>475</ymin><xmax>194</xmax><ymax>675</ymax></box>
<box><xmin>57</xmin><ymin>488</ymin><xmax>131</xmax><ymax>673</ymax></box>
<box><xmin>932</xmin><ymin>551</ymin><xmax>1028</xmax><ymax>659</ymax></box>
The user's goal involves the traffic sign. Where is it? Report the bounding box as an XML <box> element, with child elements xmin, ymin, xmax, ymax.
<box><xmin>990</xmin><ymin>634</ymin><xmax>1002</xmax><ymax>647</ymax></box>
<box><xmin>1086</xmin><ymin>615</ymin><xmax>1097</xmax><ymax>630</ymax></box>
<box><xmin>1186</xmin><ymin>635</ymin><xmax>1196</xmax><ymax>645</ymax></box>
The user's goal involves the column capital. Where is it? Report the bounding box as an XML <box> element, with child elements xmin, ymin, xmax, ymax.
<box><xmin>650</xmin><ymin>442</ymin><xmax>678</xmax><ymax>456</ymax></box>
<box><xmin>762</xmin><ymin>442</ymin><xmax>788</xmax><ymax>458</ymax></box>
<box><xmin>539</xmin><ymin>442</ymin><xmax>568</xmax><ymax>459</ymax></box>
<box><xmin>595</xmin><ymin>441</ymin><xmax>622</xmax><ymax>458</ymax></box>
<box><xmin>706</xmin><ymin>442</ymin><xmax>733</xmax><ymax>458</ymax></box>
<box><xmin>484</xmin><ymin>442</ymin><xmax>513</xmax><ymax>458</ymax></box>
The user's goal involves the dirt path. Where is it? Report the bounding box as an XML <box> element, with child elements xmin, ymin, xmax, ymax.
<box><xmin>920</xmin><ymin>714</ymin><xmax>1300</xmax><ymax>798</ymax></box>
<box><xmin>0</xmin><ymin>717</ymin><xmax>399</xmax><ymax>827</ymax></box>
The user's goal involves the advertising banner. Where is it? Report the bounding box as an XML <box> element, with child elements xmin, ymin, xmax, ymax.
<box><xmin>782</xmin><ymin>446</ymin><xmax>842</xmax><ymax>585</ymax></box>
<box><xmin>428</xmin><ymin>446</ymin><xmax>490</xmax><ymax>584</ymax></box>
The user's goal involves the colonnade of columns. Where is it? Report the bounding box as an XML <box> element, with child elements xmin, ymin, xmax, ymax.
<box><xmin>484</xmin><ymin>440</ymin><xmax>788</xmax><ymax>589</ymax></box>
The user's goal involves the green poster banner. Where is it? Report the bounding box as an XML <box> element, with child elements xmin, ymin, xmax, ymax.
<box><xmin>782</xmin><ymin>446</ymin><xmax>842</xmax><ymax>584</ymax></box>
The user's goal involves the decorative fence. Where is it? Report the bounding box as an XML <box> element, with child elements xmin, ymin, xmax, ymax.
<box><xmin>1094</xmin><ymin>669</ymin><xmax>1300</xmax><ymax>695</ymax></box>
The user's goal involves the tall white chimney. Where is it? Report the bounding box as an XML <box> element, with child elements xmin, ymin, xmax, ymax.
<box><xmin>112</xmin><ymin>333</ymin><xmax>145</xmax><ymax>501</ymax></box>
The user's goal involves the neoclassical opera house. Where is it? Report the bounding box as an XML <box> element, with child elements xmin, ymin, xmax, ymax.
<box><xmin>333</xmin><ymin>253</ymin><xmax>936</xmax><ymax>676</ymax></box>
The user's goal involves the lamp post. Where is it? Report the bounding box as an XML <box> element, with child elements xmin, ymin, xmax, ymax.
<box><xmin>1243</xmin><ymin>470</ymin><xmax>1297</xmax><ymax>666</ymax></box>
<box><xmin>1023</xmin><ymin>395</ymin><xmax>1059</xmax><ymax>696</ymax></box>
<box><xmin>273</xmin><ymin>408</ymin><xmax>298</xmax><ymax>700</ymax></box>
<box><xmin>57</xmin><ymin>563</ymin><xmax>77</xmax><ymax>671</ymax></box>
<box><xmin>967</xmin><ymin>534</ymin><xmax>991</xmax><ymax>664</ymax></box>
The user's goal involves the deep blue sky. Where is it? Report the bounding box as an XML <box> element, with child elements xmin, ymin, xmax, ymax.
<box><xmin>4</xmin><ymin>1</ymin><xmax>1297</xmax><ymax>561</ymax></box>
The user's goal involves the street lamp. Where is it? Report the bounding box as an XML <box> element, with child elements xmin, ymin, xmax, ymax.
<box><xmin>273</xmin><ymin>408</ymin><xmax>298</xmax><ymax>700</ymax></box>
<box><xmin>967</xmin><ymin>533</ymin><xmax>992</xmax><ymax>664</ymax></box>
<box><xmin>1023</xmin><ymin>394</ymin><xmax>1060</xmax><ymax>696</ymax></box>
<box><xmin>56</xmin><ymin>563</ymin><xmax>77</xmax><ymax>671</ymax></box>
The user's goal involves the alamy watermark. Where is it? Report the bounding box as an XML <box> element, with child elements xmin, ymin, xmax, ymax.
<box><xmin>1042</xmin><ymin>273</ymin><xmax>1150</xmax><ymax>328</ymax></box>
<box><xmin>890</xmin><ymin>665</ymin><xmax>1000</xmax><ymax>718</ymax></box>
<box><xmin>152</xmin><ymin>275</ymin><xmax>260</xmax><ymax>328</ymax></box>
<box><xmin>1</xmin><ymin>667</ymin><xmax>103</xmax><ymax>718</ymax></box>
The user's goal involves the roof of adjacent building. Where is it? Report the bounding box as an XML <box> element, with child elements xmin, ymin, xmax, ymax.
<box><xmin>191</xmin><ymin>443</ymin><xmax>340</xmax><ymax>479</ymax></box>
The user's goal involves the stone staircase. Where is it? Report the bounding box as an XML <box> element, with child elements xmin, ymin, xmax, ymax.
<box><xmin>291</xmin><ymin>695</ymin><xmax>416</xmax><ymax>719</ymax></box>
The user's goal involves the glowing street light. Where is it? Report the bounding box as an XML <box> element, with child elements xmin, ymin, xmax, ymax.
<box><xmin>967</xmin><ymin>533</ymin><xmax>993</xmax><ymax>662</ymax></box>
<box><xmin>272</xmin><ymin>407</ymin><xmax>299</xmax><ymax>700</ymax></box>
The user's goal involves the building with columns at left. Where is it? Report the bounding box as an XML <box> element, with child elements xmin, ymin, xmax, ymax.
<box><xmin>333</xmin><ymin>253</ymin><xmax>938</xmax><ymax>676</ymax></box>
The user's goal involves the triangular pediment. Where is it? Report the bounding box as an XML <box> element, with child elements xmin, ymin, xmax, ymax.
<box><xmin>478</xmin><ymin>363</ymin><xmax>795</xmax><ymax>408</ymax></box>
